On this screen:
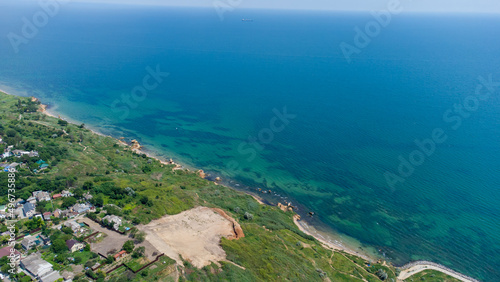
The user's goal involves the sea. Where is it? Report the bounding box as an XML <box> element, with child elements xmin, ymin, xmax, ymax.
<box><xmin>1</xmin><ymin>2</ymin><xmax>499</xmax><ymax>280</ymax></box>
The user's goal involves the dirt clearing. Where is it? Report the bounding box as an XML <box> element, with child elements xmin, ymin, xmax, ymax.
<box><xmin>139</xmin><ymin>206</ymin><xmax>241</xmax><ymax>268</ymax></box>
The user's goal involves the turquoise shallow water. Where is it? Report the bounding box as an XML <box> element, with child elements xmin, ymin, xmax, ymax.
<box><xmin>1</xmin><ymin>3</ymin><xmax>500</xmax><ymax>280</ymax></box>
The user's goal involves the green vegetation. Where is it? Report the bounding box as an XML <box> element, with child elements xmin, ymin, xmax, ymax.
<box><xmin>0</xmin><ymin>92</ymin><xmax>401</xmax><ymax>281</ymax></box>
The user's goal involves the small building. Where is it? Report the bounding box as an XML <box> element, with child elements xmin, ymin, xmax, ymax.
<box><xmin>73</xmin><ymin>203</ymin><xmax>90</xmax><ymax>214</ymax></box>
<box><xmin>114</xmin><ymin>250</ymin><xmax>127</xmax><ymax>260</ymax></box>
<box><xmin>34</xmin><ymin>191</ymin><xmax>51</xmax><ymax>202</ymax></box>
<box><xmin>1</xmin><ymin>152</ymin><xmax>12</xmax><ymax>159</ymax></box>
<box><xmin>39</xmin><ymin>270</ymin><xmax>63</xmax><ymax>282</ymax></box>
<box><xmin>60</xmin><ymin>210</ymin><xmax>70</xmax><ymax>218</ymax></box>
<box><xmin>12</xmin><ymin>150</ymin><xmax>31</xmax><ymax>157</ymax></box>
<box><xmin>28</xmin><ymin>151</ymin><xmax>39</xmax><ymax>158</ymax></box>
<box><xmin>53</xmin><ymin>209</ymin><xmax>61</xmax><ymax>218</ymax></box>
<box><xmin>23</xmin><ymin>202</ymin><xmax>36</xmax><ymax>218</ymax></box>
<box><xmin>102</xmin><ymin>215</ymin><xmax>122</xmax><ymax>231</ymax></box>
<box><xmin>39</xmin><ymin>234</ymin><xmax>51</xmax><ymax>246</ymax></box>
<box><xmin>14</xmin><ymin>207</ymin><xmax>24</xmax><ymax>219</ymax></box>
<box><xmin>52</xmin><ymin>194</ymin><xmax>62</xmax><ymax>199</ymax></box>
<box><xmin>27</xmin><ymin>196</ymin><xmax>37</xmax><ymax>204</ymax></box>
<box><xmin>39</xmin><ymin>163</ymin><xmax>49</xmax><ymax>170</ymax></box>
<box><xmin>64</xmin><ymin>221</ymin><xmax>82</xmax><ymax>233</ymax></box>
<box><xmin>61</xmin><ymin>190</ymin><xmax>73</xmax><ymax>197</ymax></box>
<box><xmin>21</xmin><ymin>235</ymin><xmax>38</xmax><ymax>250</ymax></box>
<box><xmin>0</xmin><ymin>163</ymin><xmax>9</xmax><ymax>172</ymax></box>
<box><xmin>66</xmin><ymin>239</ymin><xmax>84</xmax><ymax>253</ymax></box>
<box><xmin>43</xmin><ymin>212</ymin><xmax>52</xmax><ymax>221</ymax></box>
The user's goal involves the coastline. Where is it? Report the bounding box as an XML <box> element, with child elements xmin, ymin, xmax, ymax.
<box><xmin>29</xmin><ymin>91</ymin><xmax>379</xmax><ymax>261</ymax></box>
<box><xmin>0</xmin><ymin>89</ymin><xmax>477</xmax><ymax>281</ymax></box>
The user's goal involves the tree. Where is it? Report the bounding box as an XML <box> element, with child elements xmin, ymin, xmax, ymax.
<box><xmin>84</xmin><ymin>244</ymin><xmax>91</xmax><ymax>252</ymax></box>
<box><xmin>244</xmin><ymin>212</ymin><xmax>254</xmax><ymax>220</ymax></box>
<box><xmin>57</xmin><ymin>119</ymin><xmax>68</xmax><ymax>126</ymax></box>
<box><xmin>122</xmin><ymin>240</ymin><xmax>134</xmax><ymax>253</ymax></box>
<box><xmin>51</xmin><ymin>239</ymin><xmax>68</xmax><ymax>254</ymax></box>
<box><xmin>134</xmin><ymin>231</ymin><xmax>146</xmax><ymax>243</ymax></box>
<box><xmin>376</xmin><ymin>269</ymin><xmax>388</xmax><ymax>281</ymax></box>
<box><xmin>90</xmin><ymin>196</ymin><xmax>103</xmax><ymax>208</ymax></box>
<box><xmin>61</xmin><ymin>197</ymin><xmax>77</xmax><ymax>209</ymax></box>
<box><xmin>132</xmin><ymin>246</ymin><xmax>145</xmax><ymax>258</ymax></box>
<box><xmin>82</xmin><ymin>180</ymin><xmax>94</xmax><ymax>190</ymax></box>
<box><xmin>61</xmin><ymin>226</ymin><xmax>73</xmax><ymax>235</ymax></box>
<box><xmin>105</xmin><ymin>256</ymin><xmax>114</xmax><ymax>264</ymax></box>
<box><xmin>74</xmin><ymin>188</ymin><xmax>84</xmax><ymax>199</ymax></box>
<box><xmin>54</xmin><ymin>253</ymin><xmax>67</xmax><ymax>264</ymax></box>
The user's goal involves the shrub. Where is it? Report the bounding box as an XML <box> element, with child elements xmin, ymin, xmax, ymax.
<box><xmin>244</xmin><ymin>212</ymin><xmax>254</xmax><ymax>220</ymax></box>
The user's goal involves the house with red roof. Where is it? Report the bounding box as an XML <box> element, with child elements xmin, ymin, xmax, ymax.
<box><xmin>0</xmin><ymin>246</ymin><xmax>20</xmax><ymax>259</ymax></box>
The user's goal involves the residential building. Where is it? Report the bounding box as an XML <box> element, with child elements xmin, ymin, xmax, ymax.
<box><xmin>22</xmin><ymin>202</ymin><xmax>36</xmax><ymax>218</ymax></box>
<box><xmin>66</xmin><ymin>239</ymin><xmax>84</xmax><ymax>253</ymax></box>
<box><xmin>12</xmin><ymin>150</ymin><xmax>31</xmax><ymax>157</ymax></box>
<box><xmin>0</xmin><ymin>246</ymin><xmax>20</xmax><ymax>259</ymax></box>
<box><xmin>64</xmin><ymin>221</ymin><xmax>82</xmax><ymax>233</ymax></box>
<box><xmin>20</xmin><ymin>253</ymin><xmax>59</xmax><ymax>281</ymax></box>
<box><xmin>21</xmin><ymin>235</ymin><xmax>37</xmax><ymax>250</ymax></box>
<box><xmin>40</xmin><ymin>270</ymin><xmax>63</xmax><ymax>282</ymax></box>
<box><xmin>1</xmin><ymin>152</ymin><xmax>12</xmax><ymax>159</ymax></box>
<box><xmin>34</xmin><ymin>191</ymin><xmax>51</xmax><ymax>202</ymax></box>
<box><xmin>39</xmin><ymin>234</ymin><xmax>51</xmax><ymax>246</ymax></box>
<box><xmin>53</xmin><ymin>209</ymin><xmax>61</xmax><ymax>218</ymax></box>
<box><xmin>43</xmin><ymin>212</ymin><xmax>52</xmax><ymax>221</ymax></box>
<box><xmin>27</xmin><ymin>196</ymin><xmax>37</xmax><ymax>204</ymax></box>
<box><xmin>28</xmin><ymin>151</ymin><xmax>39</xmax><ymax>158</ymax></box>
<box><xmin>103</xmin><ymin>215</ymin><xmax>123</xmax><ymax>230</ymax></box>
<box><xmin>39</xmin><ymin>163</ymin><xmax>49</xmax><ymax>170</ymax></box>
<box><xmin>72</xmin><ymin>203</ymin><xmax>90</xmax><ymax>214</ymax></box>
<box><xmin>52</xmin><ymin>194</ymin><xmax>62</xmax><ymax>199</ymax></box>
<box><xmin>14</xmin><ymin>207</ymin><xmax>24</xmax><ymax>219</ymax></box>
<box><xmin>60</xmin><ymin>210</ymin><xmax>70</xmax><ymax>218</ymax></box>
<box><xmin>61</xmin><ymin>190</ymin><xmax>73</xmax><ymax>197</ymax></box>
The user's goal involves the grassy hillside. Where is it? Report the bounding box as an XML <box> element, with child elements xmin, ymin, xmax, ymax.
<box><xmin>0</xmin><ymin>92</ymin><xmax>457</xmax><ymax>282</ymax></box>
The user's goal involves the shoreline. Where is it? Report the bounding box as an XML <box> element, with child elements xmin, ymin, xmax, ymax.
<box><xmin>0</xmin><ymin>89</ymin><xmax>478</xmax><ymax>281</ymax></box>
<box><xmin>31</xmin><ymin>93</ymin><xmax>379</xmax><ymax>261</ymax></box>
<box><xmin>293</xmin><ymin>216</ymin><xmax>372</xmax><ymax>261</ymax></box>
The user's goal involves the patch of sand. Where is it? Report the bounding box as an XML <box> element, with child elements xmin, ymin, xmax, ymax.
<box><xmin>398</xmin><ymin>264</ymin><xmax>478</xmax><ymax>282</ymax></box>
<box><xmin>139</xmin><ymin>207</ymin><xmax>239</xmax><ymax>268</ymax></box>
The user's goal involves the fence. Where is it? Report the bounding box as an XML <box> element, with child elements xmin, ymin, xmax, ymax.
<box><xmin>15</xmin><ymin>227</ymin><xmax>41</xmax><ymax>240</ymax></box>
<box><xmin>105</xmin><ymin>253</ymin><xmax>166</xmax><ymax>274</ymax></box>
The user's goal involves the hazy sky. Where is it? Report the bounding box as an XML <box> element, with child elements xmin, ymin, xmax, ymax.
<box><xmin>67</xmin><ymin>0</ymin><xmax>500</xmax><ymax>13</ymax></box>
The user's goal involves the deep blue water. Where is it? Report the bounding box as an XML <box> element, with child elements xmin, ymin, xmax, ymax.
<box><xmin>1</xmin><ymin>2</ymin><xmax>500</xmax><ymax>280</ymax></box>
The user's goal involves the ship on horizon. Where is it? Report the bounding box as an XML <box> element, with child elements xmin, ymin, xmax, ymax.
<box><xmin>242</xmin><ymin>19</ymin><xmax>254</xmax><ymax>22</ymax></box>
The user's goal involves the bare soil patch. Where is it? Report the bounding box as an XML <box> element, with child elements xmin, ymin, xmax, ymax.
<box><xmin>139</xmin><ymin>206</ymin><xmax>239</xmax><ymax>268</ymax></box>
